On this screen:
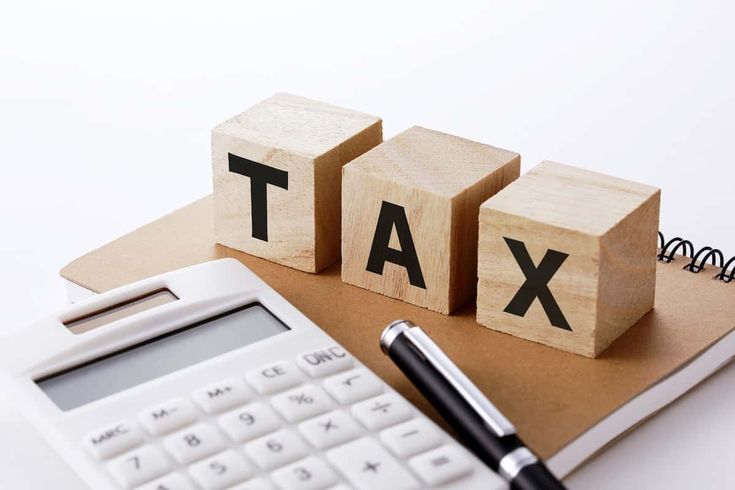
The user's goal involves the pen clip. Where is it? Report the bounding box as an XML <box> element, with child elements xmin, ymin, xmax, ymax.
<box><xmin>401</xmin><ymin>323</ymin><xmax>517</xmax><ymax>437</ymax></box>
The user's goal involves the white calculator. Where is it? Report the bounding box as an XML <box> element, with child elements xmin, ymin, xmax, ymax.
<box><xmin>0</xmin><ymin>259</ymin><xmax>505</xmax><ymax>490</ymax></box>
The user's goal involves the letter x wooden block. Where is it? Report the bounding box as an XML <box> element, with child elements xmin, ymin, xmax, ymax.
<box><xmin>477</xmin><ymin>161</ymin><xmax>660</xmax><ymax>357</ymax></box>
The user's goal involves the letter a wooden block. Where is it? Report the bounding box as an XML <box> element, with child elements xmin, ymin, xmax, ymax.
<box><xmin>341</xmin><ymin>126</ymin><xmax>520</xmax><ymax>314</ymax></box>
<box><xmin>477</xmin><ymin>161</ymin><xmax>661</xmax><ymax>357</ymax></box>
<box><xmin>212</xmin><ymin>93</ymin><xmax>382</xmax><ymax>273</ymax></box>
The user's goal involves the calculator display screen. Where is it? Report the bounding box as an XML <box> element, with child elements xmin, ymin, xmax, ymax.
<box><xmin>36</xmin><ymin>303</ymin><xmax>289</xmax><ymax>411</ymax></box>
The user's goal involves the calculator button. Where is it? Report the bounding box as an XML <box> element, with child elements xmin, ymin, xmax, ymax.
<box><xmin>139</xmin><ymin>398</ymin><xmax>198</xmax><ymax>436</ymax></box>
<box><xmin>83</xmin><ymin>420</ymin><xmax>143</xmax><ymax>460</ymax></box>
<box><xmin>245</xmin><ymin>429</ymin><xmax>309</xmax><ymax>470</ymax></box>
<box><xmin>323</xmin><ymin>369</ymin><xmax>383</xmax><ymax>404</ymax></box>
<box><xmin>298</xmin><ymin>411</ymin><xmax>362</xmax><ymax>450</ymax></box>
<box><xmin>163</xmin><ymin>423</ymin><xmax>227</xmax><ymax>465</ymax></box>
<box><xmin>246</xmin><ymin>361</ymin><xmax>303</xmax><ymax>394</ymax></box>
<box><xmin>136</xmin><ymin>472</ymin><xmax>196</xmax><ymax>490</ymax></box>
<box><xmin>326</xmin><ymin>438</ymin><xmax>419</xmax><ymax>490</ymax></box>
<box><xmin>408</xmin><ymin>445</ymin><xmax>473</xmax><ymax>486</ymax></box>
<box><xmin>192</xmin><ymin>378</ymin><xmax>252</xmax><ymax>414</ymax></box>
<box><xmin>271</xmin><ymin>456</ymin><xmax>339</xmax><ymax>490</ymax></box>
<box><xmin>380</xmin><ymin>418</ymin><xmax>442</xmax><ymax>458</ymax></box>
<box><xmin>107</xmin><ymin>445</ymin><xmax>171</xmax><ymax>488</ymax></box>
<box><xmin>218</xmin><ymin>402</ymin><xmax>281</xmax><ymax>443</ymax></box>
<box><xmin>271</xmin><ymin>385</ymin><xmax>334</xmax><ymax>422</ymax></box>
<box><xmin>188</xmin><ymin>450</ymin><xmax>254</xmax><ymax>490</ymax></box>
<box><xmin>350</xmin><ymin>393</ymin><xmax>413</xmax><ymax>431</ymax></box>
<box><xmin>296</xmin><ymin>345</ymin><xmax>352</xmax><ymax>378</ymax></box>
<box><xmin>228</xmin><ymin>478</ymin><xmax>275</xmax><ymax>490</ymax></box>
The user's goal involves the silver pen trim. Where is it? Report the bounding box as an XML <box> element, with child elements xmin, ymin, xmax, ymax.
<box><xmin>380</xmin><ymin>320</ymin><xmax>516</xmax><ymax>437</ymax></box>
<box><xmin>499</xmin><ymin>447</ymin><xmax>538</xmax><ymax>480</ymax></box>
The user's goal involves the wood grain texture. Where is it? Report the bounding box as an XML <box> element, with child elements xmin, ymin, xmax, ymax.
<box><xmin>477</xmin><ymin>161</ymin><xmax>660</xmax><ymax>357</ymax></box>
<box><xmin>212</xmin><ymin>93</ymin><xmax>382</xmax><ymax>273</ymax></box>
<box><xmin>342</xmin><ymin>126</ymin><xmax>520</xmax><ymax>314</ymax></box>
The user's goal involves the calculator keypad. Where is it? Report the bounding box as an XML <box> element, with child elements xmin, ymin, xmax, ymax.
<box><xmin>82</xmin><ymin>344</ymin><xmax>485</xmax><ymax>489</ymax></box>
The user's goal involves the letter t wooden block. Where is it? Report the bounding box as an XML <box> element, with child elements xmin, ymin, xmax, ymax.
<box><xmin>341</xmin><ymin>126</ymin><xmax>520</xmax><ymax>314</ymax></box>
<box><xmin>212</xmin><ymin>93</ymin><xmax>382</xmax><ymax>272</ymax></box>
<box><xmin>477</xmin><ymin>161</ymin><xmax>660</xmax><ymax>357</ymax></box>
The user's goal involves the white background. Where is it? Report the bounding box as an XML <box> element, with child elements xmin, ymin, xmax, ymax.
<box><xmin>1</xmin><ymin>1</ymin><xmax>734</xmax><ymax>488</ymax></box>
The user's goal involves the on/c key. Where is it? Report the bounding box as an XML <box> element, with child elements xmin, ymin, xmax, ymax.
<box><xmin>296</xmin><ymin>345</ymin><xmax>353</xmax><ymax>377</ymax></box>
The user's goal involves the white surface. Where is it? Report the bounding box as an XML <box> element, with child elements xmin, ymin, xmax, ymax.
<box><xmin>0</xmin><ymin>1</ymin><xmax>734</xmax><ymax>488</ymax></box>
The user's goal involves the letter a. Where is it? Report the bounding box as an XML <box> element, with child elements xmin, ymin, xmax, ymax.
<box><xmin>366</xmin><ymin>201</ymin><xmax>426</xmax><ymax>288</ymax></box>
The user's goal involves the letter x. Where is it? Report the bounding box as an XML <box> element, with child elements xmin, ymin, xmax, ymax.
<box><xmin>503</xmin><ymin>237</ymin><xmax>572</xmax><ymax>331</ymax></box>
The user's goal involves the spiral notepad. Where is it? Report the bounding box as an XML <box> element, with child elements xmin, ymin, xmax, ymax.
<box><xmin>658</xmin><ymin>232</ymin><xmax>735</xmax><ymax>281</ymax></box>
<box><xmin>60</xmin><ymin>196</ymin><xmax>735</xmax><ymax>478</ymax></box>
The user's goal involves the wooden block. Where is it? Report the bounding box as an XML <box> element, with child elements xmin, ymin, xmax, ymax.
<box><xmin>477</xmin><ymin>161</ymin><xmax>660</xmax><ymax>357</ymax></box>
<box><xmin>341</xmin><ymin>126</ymin><xmax>520</xmax><ymax>314</ymax></box>
<box><xmin>212</xmin><ymin>93</ymin><xmax>382</xmax><ymax>273</ymax></box>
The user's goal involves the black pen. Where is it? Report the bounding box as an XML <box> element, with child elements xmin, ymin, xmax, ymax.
<box><xmin>380</xmin><ymin>320</ymin><xmax>567</xmax><ymax>490</ymax></box>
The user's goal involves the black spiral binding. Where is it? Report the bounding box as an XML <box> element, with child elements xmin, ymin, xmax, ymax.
<box><xmin>658</xmin><ymin>232</ymin><xmax>735</xmax><ymax>283</ymax></box>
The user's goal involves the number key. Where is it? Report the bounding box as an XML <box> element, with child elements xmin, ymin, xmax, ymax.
<box><xmin>136</xmin><ymin>472</ymin><xmax>196</xmax><ymax>490</ymax></box>
<box><xmin>244</xmin><ymin>429</ymin><xmax>308</xmax><ymax>470</ymax></box>
<box><xmin>188</xmin><ymin>450</ymin><xmax>253</xmax><ymax>490</ymax></box>
<box><xmin>228</xmin><ymin>478</ymin><xmax>275</xmax><ymax>490</ymax></box>
<box><xmin>271</xmin><ymin>456</ymin><xmax>338</xmax><ymax>490</ymax></box>
<box><xmin>107</xmin><ymin>445</ymin><xmax>171</xmax><ymax>488</ymax></box>
<box><xmin>163</xmin><ymin>423</ymin><xmax>227</xmax><ymax>464</ymax></box>
<box><xmin>218</xmin><ymin>402</ymin><xmax>280</xmax><ymax>442</ymax></box>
